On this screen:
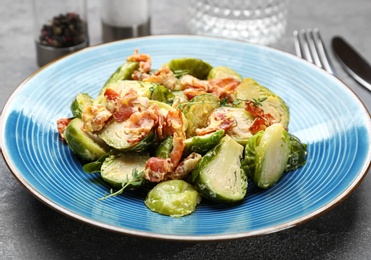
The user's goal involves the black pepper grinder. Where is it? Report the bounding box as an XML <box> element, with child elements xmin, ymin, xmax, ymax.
<box><xmin>32</xmin><ymin>0</ymin><xmax>89</xmax><ymax>67</ymax></box>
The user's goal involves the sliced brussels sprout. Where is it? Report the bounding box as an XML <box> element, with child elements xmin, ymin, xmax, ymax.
<box><xmin>212</xmin><ymin>107</ymin><xmax>255</xmax><ymax>145</ymax></box>
<box><xmin>64</xmin><ymin>118</ymin><xmax>110</xmax><ymax>161</ymax></box>
<box><xmin>150</xmin><ymin>84</ymin><xmax>175</xmax><ymax>104</ymax></box>
<box><xmin>167</xmin><ymin>58</ymin><xmax>212</xmax><ymax>80</ymax></box>
<box><xmin>155</xmin><ymin>136</ymin><xmax>173</xmax><ymax>158</ymax></box>
<box><xmin>71</xmin><ymin>93</ymin><xmax>94</xmax><ymax>118</ymax></box>
<box><xmin>98</xmin><ymin>119</ymin><xmax>156</xmax><ymax>152</ymax></box>
<box><xmin>94</xmin><ymin>80</ymin><xmax>156</xmax><ymax>106</ymax></box>
<box><xmin>104</xmin><ymin>61</ymin><xmax>139</xmax><ymax>86</ymax></box>
<box><xmin>183</xmin><ymin>129</ymin><xmax>225</xmax><ymax>157</ymax></box>
<box><xmin>207</xmin><ymin>66</ymin><xmax>243</xmax><ymax>82</ymax></box>
<box><xmin>145</xmin><ymin>180</ymin><xmax>201</xmax><ymax>217</ymax></box>
<box><xmin>241</xmin><ymin>123</ymin><xmax>290</xmax><ymax>189</ymax></box>
<box><xmin>83</xmin><ymin>150</ymin><xmax>116</xmax><ymax>174</ymax></box>
<box><xmin>234</xmin><ymin>78</ymin><xmax>290</xmax><ymax>127</ymax></box>
<box><xmin>286</xmin><ymin>134</ymin><xmax>307</xmax><ymax>172</ymax></box>
<box><xmin>192</xmin><ymin>135</ymin><xmax>247</xmax><ymax>203</ymax></box>
<box><xmin>180</xmin><ymin>94</ymin><xmax>220</xmax><ymax>138</ymax></box>
<box><xmin>101</xmin><ymin>152</ymin><xmax>149</xmax><ymax>189</ymax></box>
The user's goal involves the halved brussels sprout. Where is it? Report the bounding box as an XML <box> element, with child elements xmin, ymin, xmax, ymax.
<box><xmin>98</xmin><ymin>119</ymin><xmax>156</xmax><ymax>152</ymax></box>
<box><xmin>64</xmin><ymin>118</ymin><xmax>110</xmax><ymax>161</ymax></box>
<box><xmin>150</xmin><ymin>84</ymin><xmax>175</xmax><ymax>104</ymax></box>
<box><xmin>167</xmin><ymin>58</ymin><xmax>212</xmax><ymax>80</ymax></box>
<box><xmin>101</xmin><ymin>152</ymin><xmax>149</xmax><ymax>189</ymax></box>
<box><xmin>180</xmin><ymin>94</ymin><xmax>220</xmax><ymax>138</ymax></box>
<box><xmin>207</xmin><ymin>66</ymin><xmax>243</xmax><ymax>82</ymax></box>
<box><xmin>145</xmin><ymin>180</ymin><xmax>201</xmax><ymax>217</ymax></box>
<box><xmin>210</xmin><ymin>107</ymin><xmax>255</xmax><ymax>145</ymax></box>
<box><xmin>241</xmin><ymin>123</ymin><xmax>290</xmax><ymax>189</ymax></box>
<box><xmin>286</xmin><ymin>134</ymin><xmax>307</xmax><ymax>172</ymax></box>
<box><xmin>192</xmin><ymin>135</ymin><xmax>247</xmax><ymax>203</ymax></box>
<box><xmin>71</xmin><ymin>93</ymin><xmax>94</xmax><ymax>118</ymax></box>
<box><xmin>183</xmin><ymin>129</ymin><xmax>225</xmax><ymax>157</ymax></box>
<box><xmin>104</xmin><ymin>61</ymin><xmax>139</xmax><ymax>86</ymax></box>
<box><xmin>234</xmin><ymin>78</ymin><xmax>290</xmax><ymax>127</ymax></box>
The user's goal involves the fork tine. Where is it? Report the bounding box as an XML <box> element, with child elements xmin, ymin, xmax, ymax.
<box><xmin>311</xmin><ymin>28</ymin><xmax>335</xmax><ymax>74</ymax></box>
<box><xmin>305</xmin><ymin>29</ymin><xmax>322</xmax><ymax>67</ymax></box>
<box><xmin>293</xmin><ymin>28</ymin><xmax>335</xmax><ymax>75</ymax></box>
<box><xmin>294</xmin><ymin>29</ymin><xmax>314</xmax><ymax>63</ymax></box>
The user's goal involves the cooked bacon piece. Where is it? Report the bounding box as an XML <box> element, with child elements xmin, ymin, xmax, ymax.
<box><xmin>143</xmin><ymin>109</ymin><xmax>187</xmax><ymax>183</ymax></box>
<box><xmin>124</xmin><ymin>104</ymin><xmax>160</xmax><ymax>144</ymax></box>
<box><xmin>180</xmin><ymin>75</ymin><xmax>209</xmax><ymax>100</ymax></box>
<box><xmin>143</xmin><ymin>65</ymin><xmax>181</xmax><ymax>90</ymax></box>
<box><xmin>82</xmin><ymin>105</ymin><xmax>112</xmax><ymax>132</ymax></box>
<box><xmin>165</xmin><ymin>152</ymin><xmax>202</xmax><ymax>180</ymax></box>
<box><xmin>126</xmin><ymin>49</ymin><xmax>152</xmax><ymax>73</ymax></box>
<box><xmin>208</xmin><ymin>77</ymin><xmax>241</xmax><ymax>101</ymax></box>
<box><xmin>245</xmin><ymin>100</ymin><xmax>275</xmax><ymax>134</ymax></box>
<box><xmin>104</xmin><ymin>87</ymin><xmax>148</xmax><ymax>122</ymax></box>
<box><xmin>143</xmin><ymin>157</ymin><xmax>170</xmax><ymax>182</ymax></box>
<box><xmin>56</xmin><ymin>118</ymin><xmax>72</xmax><ymax>140</ymax></box>
<box><xmin>195</xmin><ymin>108</ymin><xmax>237</xmax><ymax>136</ymax></box>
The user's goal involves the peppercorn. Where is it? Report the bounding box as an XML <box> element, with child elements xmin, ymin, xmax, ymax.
<box><xmin>39</xmin><ymin>12</ymin><xmax>87</xmax><ymax>48</ymax></box>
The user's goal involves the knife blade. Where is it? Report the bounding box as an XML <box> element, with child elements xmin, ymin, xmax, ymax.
<box><xmin>331</xmin><ymin>36</ymin><xmax>371</xmax><ymax>91</ymax></box>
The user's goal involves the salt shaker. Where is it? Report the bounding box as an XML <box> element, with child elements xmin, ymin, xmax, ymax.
<box><xmin>100</xmin><ymin>0</ymin><xmax>151</xmax><ymax>42</ymax></box>
<box><xmin>32</xmin><ymin>0</ymin><xmax>89</xmax><ymax>67</ymax></box>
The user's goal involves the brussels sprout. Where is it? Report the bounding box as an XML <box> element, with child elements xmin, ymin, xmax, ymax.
<box><xmin>180</xmin><ymin>94</ymin><xmax>220</xmax><ymax>137</ymax></box>
<box><xmin>64</xmin><ymin>118</ymin><xmax>110</xmax><ymax>161</ymax></box>
<box><xmin>192</xmin><ymin>135</ymin><xmax>247</xmax><ymax>203</ymax></box>
<box><xmin>183</xmin><ymin>129</ymin><xmax>225</xmax><ymax>157</ymax></box>
<box><xmin>234</xmin><ymin>78</ymin><xmax>290</xmax><ymax>127</ymax></box>
<box><xmin>101</xmin><ymin>152</ymin><xmax>149</xmax><ymax>189</ymax></box>
<box><xmin>104</xmin><ymin>61</ymin><xmax>139</xmax><ymax>86</ymax></box>
<box><xmin>211</xmin><ymin>107</ymin><xmax>255</xmax><ymax>145</ymax></box>
<box><xmin>83</xmin><ymin>150</ymin><xmax>116</xmax><ymax>173</ymax></box>
<box><xmin>94</xmin><ymin>80</ymin><xmax>156</xmax><ymax>106</ymax></box>
<box><xmin>150</xmin><ymin>84</ymin><xmax>175</xmax><ymax>104</ymax></box>
<box><xmin>98</xmin><ymin>119</ymin><xmax>156</xmax><ymax>152</ymax></box>
<box><xmin>286</xmin><ymin>134</ymin><xmax>307</xmax><ymax>172</ymax></box>
<box><xmin>145</xmin><ymin>180</ymin><xmax>201</xmax><ymax>217</ymax></box>
<box><xmin>241</xmin><ymin>123</ymin><xmax>290</xmax><ymax>189</ymax></box>
<box><xmin>71</xmin><ymin>93</ymin><xmax>94</xmax><ymax>118</ymax></box>
<box><xmin>167</xmin><ymin>58</ymin><xmax>212</xmax><ymax>80</ymax></box>
<box><xmin>207</xmin><ymin>66</ymin><xmax>243</xmax><ymax>82</ymax></box>
<box><xmin>155</xmin><ymin>136</ymin><xmax>173</xmax><ymax>158</ymax></box>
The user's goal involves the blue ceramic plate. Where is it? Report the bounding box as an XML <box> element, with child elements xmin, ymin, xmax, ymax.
<box><xmin>1</xmin><ymin>36</ymin><xmax>371</xmax><ymax>241</ymax></box>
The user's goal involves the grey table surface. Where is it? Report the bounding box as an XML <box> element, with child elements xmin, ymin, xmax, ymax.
<box><xmin>1</xmin><ymin>0</ymin><xmax>371</xmax><ymax>259</ymax></box>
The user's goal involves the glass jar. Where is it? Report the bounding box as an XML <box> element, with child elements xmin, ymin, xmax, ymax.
<box><xmin>100</xmin><ymin>0</ymin><xmax>151</xmax><ymax>42</ymax></box>
<box><xmin>32</xmin><ymin>0</ymin><xmax>89</xmax><ymax>66</ymax></box>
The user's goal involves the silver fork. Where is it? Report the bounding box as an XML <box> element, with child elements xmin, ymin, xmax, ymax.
<box><xmin>293</xmin><ymin>28</ymin><xmax>335</xmax><ymax>75</ymax></box>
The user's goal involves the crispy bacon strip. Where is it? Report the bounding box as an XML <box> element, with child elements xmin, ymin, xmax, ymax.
<box><xmin>208</xmin><ymin>77</ymin><xmax>241</xmax><ymax>101</ymax></box>
<box><xmin>56</xmin><ymin>118</ymin><xmax>72</xmax><ymax>140</ymax></box>
<box><xmin>180</xmin><ymin>75</ymin><xmax>209</xmax><ymax>100</ymax></box>
<box><xmin>126</xmin><ymin>49</ymin><xmax>152</xmax><ymax>73</ymax></box>
<box><xmin>245</xmin><ymin>101</ymin><xmax>275</xmax><ymax>134</ymax></box>
<box><xmin>124</xmin><ymin>104</ymin><xmax>159</xmax><ymax>144</ymax></box>
<box><xmin>143</xmin><ymin>109</ymin><xmax>187</xmax><ymax>182</ymax></box>
<box><xmin>165</xmin><ymin>152</ymin><xmax>202</xmax><ymax>180</ymax></box>
<box><xmin>143</xmin><ymin>65</ymin><xmax>180</xmax><ymax>90</ymax></box>
<box><xmin>82</xmin><ymin>105</ymin><xmax>112</xmax><ymax>132</ymax></box>
<box><xmin>104</xmin><ymin>87</ymin><xmax>149</xmax><ymax>122</ymax></box>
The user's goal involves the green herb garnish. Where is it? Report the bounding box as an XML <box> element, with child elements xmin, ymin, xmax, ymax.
<box><xmin>99</xmin><ymin>168</ymin><xmax>144</xmax><ymax>200</ymax></box>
